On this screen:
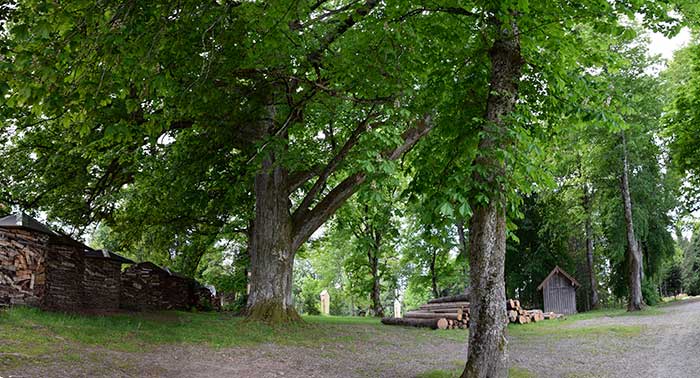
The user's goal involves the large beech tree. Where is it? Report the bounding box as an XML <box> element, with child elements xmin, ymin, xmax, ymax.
<box><xmin>0</xmin><ymin>0</ymin><xmax>457</xmax><ymax>322</ymax></box>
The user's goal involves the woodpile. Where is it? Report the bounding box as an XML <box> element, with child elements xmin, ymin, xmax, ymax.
<box><xmin>121</xmin><ymin>262</ymin><xmax>217</xmax><ymax>311</ymax></box>
<box><xmin>382</xmin><ymin>295</ymin><xmax>563</xmax><ymax>330</ymax></box>
<box><xmin>0</xmin><ymin>228</ymin><xmax>49</xmax><ymax>307</ymax></box>
<box><xmin>43</xmin><ymin>239</ymin><xmax>86</xmax><ymax>312</ymax></box>
<box><xmin>83</xmin><ymin>258</ymin><xmax>123</xmax><ymax>310</ymax></box>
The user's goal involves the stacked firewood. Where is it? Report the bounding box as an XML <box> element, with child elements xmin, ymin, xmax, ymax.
<box><xmin>0</xmin><ymin>228</ymin><xmax>48</xmax><ymax>307</ymax></box>
<box><xmin>506</xmin><ymin>299</ymin><xmax>562</xmax><ymax>324</ymax></box>
<box><xmin>382</xmin><ymin>295</ymin><xmax>562</xmax><ymax>330</ymax></box>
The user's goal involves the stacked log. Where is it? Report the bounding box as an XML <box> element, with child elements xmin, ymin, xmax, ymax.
<box><xmin>506</xmin><ymin>299</ymin><xmax>554</xmax><ymax>324</ymax></box>
<box><xmin>43</xmin><ymin>239</ymin><xmax>86</xmax><ymax>312</ymax></box>
<box><xmin>83</xmin><ymin>258</ymin><xmax>123</xmax><ymax>310</ymax></box>
<box><xmin>0</xmin><ymin>228</ymin><xmax>49</xmax><ymax>307</ymax></box>
<box><xmin>382</xmin><ymin>295</ymin><xmax>562</xmax><ymax>330</ymax></box>
<box><xmin>382</xmin><ymin>296</ymin><xmax>470</xmax><ymax>330</ymax></box>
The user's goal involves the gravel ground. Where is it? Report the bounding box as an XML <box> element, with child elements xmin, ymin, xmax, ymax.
<box><xmin>3</xmin><ymin>299</ymin><xmax>700</xmax><ymax>378</ymax></box>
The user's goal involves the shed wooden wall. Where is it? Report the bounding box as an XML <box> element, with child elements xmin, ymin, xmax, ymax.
<box><xmin>543</xmin><ymin>273</ymin><xmax>577</xmax><ymax>315</ymax></box>
<box><xmin>84</xmin><ymin>258</ymin><xmax>122</xmax><ymax>310</ymax></box>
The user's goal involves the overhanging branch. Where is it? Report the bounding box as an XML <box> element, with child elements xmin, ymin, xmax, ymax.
<box><xmin>291</xmin><ymin>114</ymin><xmax>434</xmax><ymax>250</ymax></box>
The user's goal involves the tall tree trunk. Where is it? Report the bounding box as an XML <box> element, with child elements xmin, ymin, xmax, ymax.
<box><xmin>369</xmin><ymin>230</ymin><xmax>384</xmax><ymax>317</ymax></box>
<box><xmin>430</xmin><ymin>249</ymin><xmax>439</xmax><ymax>298</ymax></box>
<box><xmin>620</xmin><ymin>131</ymin><xmax>643</xmax><ymax>311</ymax></box>
<box><xmin>246</xmin><ymin>150</ymin><xmax>300</xmax><ymax>322</ymax></box>
<box><xmin>456</xmin><ymin>221</ymin><xmax>469</xmax><ymax>293</ymax></box>
<box><xmin>582</xmin><ymin>186</ymin><xmax>600</xmax><ymax>309</ymax></box>
<box><xmin>461</xmin><ymin>19</ymin><xmax>522</xmax><ymax>378</ymax></box>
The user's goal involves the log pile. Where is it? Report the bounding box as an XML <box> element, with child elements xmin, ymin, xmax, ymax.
<box><xmin>382</xmin><ymin>295</ymin><xmax>562</xmax><ymax>330</ymax></box>
<box><xmin>505</xmin><ymin>299</ymin><xmax>562</xmax><ymax>323</ymax></box>
<box><xmin>0</xmin><ymin>228</ymin><xmax>49</xmax><ymax>307</ymax></box>
<box><xmin>120</xmin><ymin>262</ymin><xmax>170</xmax><ymax>311</ymax></box>
<box><xmin>83</xmin><ymin>258</ymin><xmax>122</xmax><ymax>310</ymax></box>
<box><xmin>43</xmin><ymin>240</ymin><xmax>86</xmax><ymax>311</ymax></box>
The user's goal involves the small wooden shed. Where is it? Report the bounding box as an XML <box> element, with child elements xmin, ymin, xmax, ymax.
<box><xmin>537</xmin><ymin>266</ymin><xmax>580</xmax><ymax>315</ymax></box>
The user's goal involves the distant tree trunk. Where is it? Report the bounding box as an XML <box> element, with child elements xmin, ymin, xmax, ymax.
<box><xmin>430</xmin><ymin>249</ymin><xmax>440</xmax><ymax>298</ymax></box>
<box><xmin>456</xmin><ymin>221</ymin><xmax>469</xmax><ymax>293</ymax></box>
<box><xmin>620</xmin><ymin>131</ymin><xmax>643</xmax><ymax>311</ymax></box>
<box><xmin>582</xmin><ymin>187</ymin><xmax>600</xmax><ymax>309</ymax></box>
<box><xmin>369</xmin><ymin>229</ymin><xmax>384</xmax><ymax>317</ymax></box>
<box><xmin>461</xmin><ymin>19</ymin><xmax>522</xmax><ymax>378</ymax></box>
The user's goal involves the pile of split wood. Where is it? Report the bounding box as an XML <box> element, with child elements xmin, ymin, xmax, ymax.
<box><xmin>382</xmin><ymin>295</ymin><xmax>562</xmax><ymax>330</ymax></box>
<box><xmin>506</xmin><ymin>299</ymin><xmax>561</xmax><ymax>324</ymax></box>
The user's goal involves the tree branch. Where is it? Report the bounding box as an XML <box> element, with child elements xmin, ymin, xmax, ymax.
<box><xmin>392</xmin><ymin>6</ymin><xmax>477</xmax><ymax>23</ymax></box>
<box><xmin>294</xmin><ymin>110</ymin><xmax>377</xmax><ymax>216</ymax></box>
<box><xmin>307</xmin><ymin>0</ymin><xmax>379</xmax><ymax>66</ymax></box>
<box><xmin>287</xmin><ymin>166</ymin><xmax>321</xmax><ymax>193</ymax></box>
<box><xmin>291</xmin><ymin>114</ymin><xmax>434</xmax><ymax>250</ymax></box>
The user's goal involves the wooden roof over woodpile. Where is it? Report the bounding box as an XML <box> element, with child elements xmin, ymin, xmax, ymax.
<box><xmin>537</xmin><ymin>265</ymin><xmax>581</xmax><ymax>290</ymax></box>
<box><xmin>84</xmin><ymin>249</ymin><xmax>135</xmax><ymax>264</ymax></box>
<box><xmin>0</xmin><ymin>212</ymin><xmax>57</xmax><ymax>236</ymax></box>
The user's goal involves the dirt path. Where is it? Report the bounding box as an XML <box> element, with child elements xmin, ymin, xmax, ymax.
<box><xmin>3</xmin><ymin>299</ymin><xmax>700</xmax><ymax>378</ymax></box>
<box><xmin>512</xmin><ymin>298</ymin><xmax>700</xmax><ymax>378</ymax></box>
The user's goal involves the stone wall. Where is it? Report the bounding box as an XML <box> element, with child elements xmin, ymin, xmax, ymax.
<box><xmin>0</xmin><ymin>228</ymin><xmax>49</xmax><ymax>307</ymax></box>
<box><xmin>43</xmin><ymin>238</ymin><xmax>85</xmax><ymax>311</ymax></box>
<box><xmin>83</xmin><ymin>257</ymin><xmax>122</xmax><ymax>310</ymax></box>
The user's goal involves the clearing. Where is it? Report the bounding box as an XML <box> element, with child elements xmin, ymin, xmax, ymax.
<box><xmin>1</xmin><ymin>298</ymin><xmax>699</xmax><ymax>378</ymax></box>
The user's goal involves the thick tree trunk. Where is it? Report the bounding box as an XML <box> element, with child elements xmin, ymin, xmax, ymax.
<box><xmin>620</xmin><ymin>132</ymin><xmax>643</xmax><ymax>311</ymax></box>
<box><xmin>461</xmin><ymin>19</ymin><xmax>522</xmax><ymax>378</ymax></box>
<box><xmin>583</xmin><ymin>187</ymin><xmax>600</xmax><ymax>309</ymax></box>
<box><xmin>457</xmin><ymin>221</ymin><xmax>469</xmax><ymax>293</ymax></box>
<box><xmin>246</xmin><ymin>151</ymin><xmax>301</xmax><ymax>322</ymax></box>
<box><xmin>464</xmin><ymin>204</ymin><xmax>508</xmax><ymax>378</ymax></box>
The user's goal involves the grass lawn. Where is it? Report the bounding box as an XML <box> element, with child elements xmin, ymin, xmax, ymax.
<box><xmin>0</xmin><ymin>305</ymin><xmax>663</xmax><ymax>375</ymax></box>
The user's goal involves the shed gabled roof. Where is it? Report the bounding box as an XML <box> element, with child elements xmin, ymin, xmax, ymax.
<box><xmin>0</xmin><ymin>212</ymin><xmax>57</xmax><ymax>236</ymax></box>
<box><xmin>84</xmin><ymin>249</ymin><xmax>135</xmax><ymax>264</ymax></box>
<box><xmin>537</xmin><ymin>265</ymin><xmax>581</xmax><ymax>291</ymax></box>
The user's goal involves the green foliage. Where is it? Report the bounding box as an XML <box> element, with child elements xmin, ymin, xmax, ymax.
<box><xmin>683</xmin><ymin>229</ymin><xmax>700</xmax><ymax>296</ymax></box>
<box><xmin>642</xmin><ymin>278</ymin><xmax>661</xmax><ymax>306</ymax></box>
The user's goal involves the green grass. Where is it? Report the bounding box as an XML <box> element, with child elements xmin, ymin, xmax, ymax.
<box><xmin>0</xmin><ymin>308</ymin><xmax>393</xmax><ymax>354</ymax></box>
<box><xmin>0</xmin><ymin>304</ymin><xmax>667</xmax><ymax>372</ymax></box>
<box><xmin>505</xmin><ymin>306</ymin><xmax>661</xmax><ymax>339</ymax></box>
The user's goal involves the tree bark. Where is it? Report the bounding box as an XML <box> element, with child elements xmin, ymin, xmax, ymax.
<box><xmin>456</xmin><ymin>220</ymin><xmax>469</xmax><ymax>293</ymax></box>
<box><xmin>582</xmin><ymin>186</ymin><xmax>600</xmax><ymax>309</ymax></box>
<box><xmin>461</xmin><ymin>18</ymin><xmax>522</xmax><ymax>378</ymax></box>
<box><xmin>246</xmin><ymin>149</ymin><xmax>301</xmax><ymax>322</ymax></box>
<box><xmin>369</xmin><ymin>229</ymin><xmax>384</xmax><ymax>317</ymax></box>
<box><xmin>620</xmin><ymin>131</ymin><xmax>643</xmax><ymax>311</ymax></box>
